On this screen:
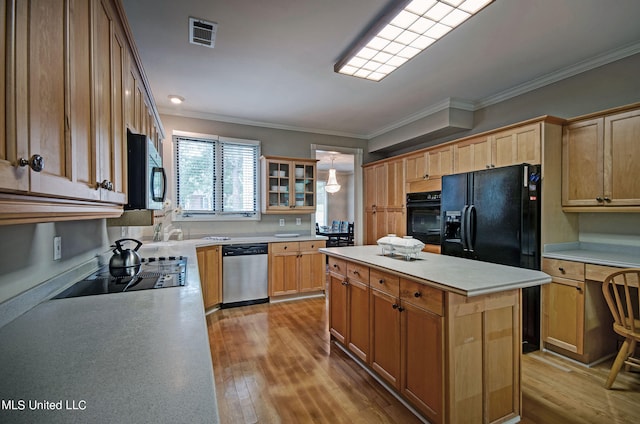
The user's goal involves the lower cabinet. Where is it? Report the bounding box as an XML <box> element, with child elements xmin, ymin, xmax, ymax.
<box><xmin>331</xmin><ymin>260</ymin><xmax>444</xmax><ymax>424</ymax></box>
<box><xmin>196</xmin><ymin>245</ymin><xmax>222</xmax><ymax>309</ymax></box>
<box><xmin>541</xmin><ymin>258</ymin><xmax>618</xmax><ymax>363</ymax></box>
<box><xmin>328</xmin><ymin>257</ymin><xmax>370</xmax><ymax>363</ymax></box>
<box><xmin>269</xmin><ymin>240</ymin><xmax>326</xmax><ymax>297</ymax></box>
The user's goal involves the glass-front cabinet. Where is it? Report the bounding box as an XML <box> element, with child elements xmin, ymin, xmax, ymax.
<box><xmin>261</xmin><ymin>156</ymin><xmax>317</xmax><ymax>213</ymax></box>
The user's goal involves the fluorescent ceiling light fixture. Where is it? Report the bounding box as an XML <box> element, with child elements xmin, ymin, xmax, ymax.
<box><xmin>335</xmin><ymin>0</ymin><xmax>494</xmax><ymax>81</ymax></box>
<box><xmin>169</xmin><ymin>95</ymin><xmax>185</xmax><ymax>104</ymax></box>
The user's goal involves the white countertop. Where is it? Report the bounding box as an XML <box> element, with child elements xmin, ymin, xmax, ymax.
<box><xmin>543</xmin><ymin>242</ymin><xmax>640</xmax><ymax>268</ymax></box>
<box><xmin>320</xmin><ymin>245</ymin><xmax>551</xmax><ymax>297</ymax></box>
<box><xmin>0</xmin><ymin>242</ymin><xmax>218</xmax><ymax>424</ymax></box>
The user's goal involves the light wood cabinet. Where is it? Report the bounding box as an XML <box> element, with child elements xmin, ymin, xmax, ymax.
<box><xmin>370</xmin><ymin>274</ymin><xmax>445</xmax><ymax>423</ymax></box>
<box><xmin>261</xmin><ymin>156</ymin><xmax>317</xmax><ymax>214</ymax></box>
<box><xmin>490</xmin><ymin>122</ymin><xmax>541</xmax><ymax>168</ymax></box>
<box><xmin>453</xmin><ymin>135</ymin><xmax>491</xmax><ymax>173</ymax></box>
<box><xmin>541</xmin><ymin>258</ymin><xmax>617</xmax><ymax>363</ymax></box>
<box><xmin>364</xmin><ymin>159</ymin><xmax>405</xmax><ymax>244</ymax></box>
<box><xmin>0</xmin><ymin>0</ymin><xmax>163</xmax><ymax>225</ymax></box>
<box><xmin>406</xmin><ymin>145</ymin><xmax>453</xmax><ymax>182</ymax></box>
<box><xmin>562</xmin><ymin>106</ymin><xmax>640</xmax><ymax>209</ymax></box>
<box><xmin>269</xmin><ymin>240</ymin><xmax>325</xmax><ymax>297</ymax></box>
<box><xmin>328</xmin><ymin>257</ymin><xmax>370</xmax><ymax>363</ymax></box>
<box><xmin>454</xmin><ymin>123</ymin><xmax>540</xmax><ymax>173</ymax></box>
<box><xmin>196</xmin><ymin>245</ymin><xmax>222</xmax><ymax>309</ymax></box>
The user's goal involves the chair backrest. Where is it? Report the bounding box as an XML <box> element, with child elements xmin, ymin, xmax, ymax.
<box><xmin>602</xmin><ymin>268</ymin><xmax>640</xmax><ymax>335</ymax></box>
<box><xmin>340</xmin><ymin>221</ymin><xmax>349</xmax><ymax>232</ymax></box>
<box><xmin>347</xmin><ymin>222</ymin><xmax>354</xmax><ymax>241</ymax></box>
<box><xmin>331</xmin><ymin>220</ymin><xmax>340</xmax><ymax>232</ymax></box>
<box><xmin>315</xmin><ymin>223</ymin><xmax>320</xmax><ymax>234</ymax></box>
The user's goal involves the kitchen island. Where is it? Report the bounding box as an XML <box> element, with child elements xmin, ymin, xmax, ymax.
<box><xmin>321</xmin><ymin>245</ymin><xmax>551</xmax><ymax>424</ymax></box>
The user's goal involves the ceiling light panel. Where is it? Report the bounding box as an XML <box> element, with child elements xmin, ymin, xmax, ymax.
<box><xmin>335</xmin><ymin>0</ymin><xmax>493</xmax><ymax>81</ymax></box>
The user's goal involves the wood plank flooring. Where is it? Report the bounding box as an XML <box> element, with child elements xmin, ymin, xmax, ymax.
<box><xmin>206</xmin><ymin>297</ymin><xmax>640</xmax><ymax>423</ymax></box>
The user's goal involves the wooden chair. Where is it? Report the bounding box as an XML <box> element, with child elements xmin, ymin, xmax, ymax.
<box><xmin>601</xmin><ymin>268</ymin><xmax>640</xmax><ymax>389</ymax></box>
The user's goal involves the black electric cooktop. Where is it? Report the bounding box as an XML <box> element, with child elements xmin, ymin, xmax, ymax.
<box><xmin>53</xmin><ymin>256</ymin><xmax>187</xmax><ymax>299</ymax></box>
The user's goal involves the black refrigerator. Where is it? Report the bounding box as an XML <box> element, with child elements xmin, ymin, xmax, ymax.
<box><xmin>440</xmin><ymin>163</ymin><xmax>541</xmax><ymax>352</ymax></box>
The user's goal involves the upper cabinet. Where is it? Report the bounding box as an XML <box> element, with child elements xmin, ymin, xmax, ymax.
<box><xmin>261</xmin><ymin>156</ymin><xmax>317</xmax><ymax>214</ymax></box>
<box><xmin>453</xmin><ymin>123</ymin><xmax>540</xmax><ymax>173</ymax></box>
<box><xmin>562</xmin><ymin>105</ymin><xmax>640</xmax><ymax>210</ymax></box>
<box><xmin>406</xmin><ymin>145</ymin><xmax>453</xmax><ymax>183</ymax></box>
<box><xmin>0</xmin><ymin>0</ymin><xmax>163</xmax><ymax>225</ymax></box>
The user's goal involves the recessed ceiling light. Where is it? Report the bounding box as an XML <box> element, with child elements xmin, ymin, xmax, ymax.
<box><xmin>335</xmin><ymin>0</ymin><xmax>494</xmax><ymax>82</ymax></box>
<box><xmin>169</xmin><ymin>95</ymin><xmax>185</xmax><ymax>104</ymax></box>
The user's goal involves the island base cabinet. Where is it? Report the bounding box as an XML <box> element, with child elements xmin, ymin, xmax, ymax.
<box><xmin>445</xmin><ymin>290</ymin><xmax>520</xmax><ymax>424</ymax></box>
<box><xmin>401</xmin><ymin>302</ymin><xmax>443</xmax><ymax>424</ymax></box>
<box><xmin>370</xmin><ymin>288</ymin><xmax>401</xmax><ymax>388</ymax></box>
<box><xmin>328</xmin><ymin>266</ymin><xmax>370</xmax><ymax>363</ymax></box>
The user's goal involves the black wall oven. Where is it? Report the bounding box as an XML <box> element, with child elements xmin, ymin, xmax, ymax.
<box><xmin>406</xmin><ymin>191</ymin><xmax>441</xmax><ymax>246</ymax></box>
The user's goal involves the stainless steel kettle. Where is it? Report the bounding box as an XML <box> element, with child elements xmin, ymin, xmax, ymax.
<box><xmin>109</xmin><ymin>238</ymin><xmax>143</xmax><ymax>278</ymax></box>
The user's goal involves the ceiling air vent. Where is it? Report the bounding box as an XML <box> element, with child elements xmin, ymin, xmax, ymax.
<box><xmin>189</xmin><ymin>17</ymin><xmax>217</xmax><ymax>48</ymax></box>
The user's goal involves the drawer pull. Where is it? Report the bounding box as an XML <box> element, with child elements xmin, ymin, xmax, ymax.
<box><xmin>558</xmin><ymin>267</ymin><xmax>565</xmax><ymax>274</ymax></box>
<box><xmin>392</xmin><ymin>303</ymin><xmax>399</xmax><ymax>309</ymax></box>
<box><xmin>341</xmin><ymin>279</ymin><xmax>349</xmax><ymax>286</ymax></box>
<box><xmin>414</xmin><ymin>292</ymin><xmax>421</xmax><ymax>298</ymax></box>
<box><xmin>378</xmin><ymin>279</ymin><xmax>385</xmax><ymax>284</ymax></box>
<box><xmin>333</xmin><ymin>263</ymin><xmax>338</xmax><ymax>268</ymax></box>
<box><xmin>353</xmin><ymin>270</ymin><xmax>359</xmax><ymax>276</ymax></box>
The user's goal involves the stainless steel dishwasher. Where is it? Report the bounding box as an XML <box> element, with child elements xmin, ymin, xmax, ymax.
<box><xmin>221</xmin><ymin>243</ymin><xmax>269</xmax><ymax>308</ymax></box>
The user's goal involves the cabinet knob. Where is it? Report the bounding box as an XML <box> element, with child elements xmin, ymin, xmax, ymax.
<box><xmin>353</xmin><ymin>270</ymin><xmax>359</xmax><ymax>276</ymax></box>
<box><xmin>414</xmin><ymin>292</ymin><xmax>421</xmax><ymax>298</ymax></box>
<box><xmin>486</xmin><ymin>164</ymin><xmax>491</xmax><ymax>169</ymax></box>
<box><xmin>98</xmin><ymin>180</ymin><xmax>114</xmax><ymax>191</ymax></box>
<box><xmin>333</xmin><ymin>263</ymin><xmax>338</xmax><ymax>268</ymax></box>
<box><xmin>284</xmin><ymin>246</ymin><xmax>287</xmax><ymax>250</ymax></box>
<box><xmin>558</xmin><ymin>267</ymin><xmax>565</xmax><ymax>273</ymax></box>
<box><xmin>392</xmin><ymin>303</ymin><xmax>399</xmax><ymax>309</ymax></box>
<box><xmin>398</xmin><ymin>306</ymin><xmax>405</xmax><ymax>312</ymax></box>
<box><xmin>604</xmin><ymin>197</ymin><xmax>611</xmax><ymax>203</ymax></box>
<box><xmin>423</xmin><ymin>174</ymin><xmax>429</xmax><ymax>180</ymax></box>
<box><xmin>19</xmin><ymin>154</ymin><xmax>44</xmax><ymax>172</ymax></box>
<box><xmin>341</xmin><ymin>280</ymin><xmax>349</xmax><ymax>286</ymax></box>
<box><xmin>378</xmin><ymin>279</ymin><xmax>385</xmax><ymax>284</ymax></box>
<box><xmin>596</xmin><ymin>197</ymin><xmax>603</xmax><ymax>202</ymax></box>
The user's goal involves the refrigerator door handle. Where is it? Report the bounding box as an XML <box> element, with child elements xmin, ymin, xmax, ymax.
<box><xmin>461</xmin><ymin>205</ymin><xmax>469</xmax><ymax>251</ymax></box>
<box><xmin>466</xmin><ymin>204</ymin><xmax>476</xmax><ymax>252</ymax></box>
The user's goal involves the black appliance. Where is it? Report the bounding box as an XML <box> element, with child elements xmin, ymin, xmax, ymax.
<box><xmin>126</xmin><ymin>130</ymin><xmax>166</xmax><ymax>210</ymax></box>
<box><xmin>406</xmin><ymin>191</ymin><xmax>441</xmax><ymax>246</ymax></box>
<box><xmin>52</xmin><ymin>256</ymin><xmax>187</xmax><ymax>299</ymax></box>
<box><xmin>440</xmin><ymin>163</ymin><xmax>541</xmax><ymax>352</ymax></box>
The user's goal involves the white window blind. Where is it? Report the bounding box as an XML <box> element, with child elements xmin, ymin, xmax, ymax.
<box><xmin>175</xmin><ymin>135</ymin><xmax>259</xmax><ymax>218</ymax></box>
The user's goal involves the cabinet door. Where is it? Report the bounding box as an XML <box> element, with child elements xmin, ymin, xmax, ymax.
<box><xmin>386</xmin><ymin>159</ymin><xmax>404</xmax><ymax>208</ymax></box>
<box><xmin>347</xmin><ymin>279</ymin><xmax>370</xmax><ymax>363</ymax></box>
<box><xmin>270</xmin><ymin>253</ymin><xmax>298</xmax><ymax>296</ymax></box>
<box><xmin>401</xmin><ymin>302</ymin><xmax>443</xmax><ymax>424</ymax></box>
<box><xmin>542</xmin><ymin>277</ymin><xmax>585</xmax><ymax>354</ymax></box>
<box><xmin>370</xmin><ymin>288</ymin><xmax>401</xmax><ymax>389</ymax></box>
<box><xmin>562</xmin><ymin>118</ymin><xmax>604</xmax><ymax>206</ymax></box>
<box><xmin>1</xmin><ymin>1</ymin><xmax>27</xmax><ymax>192</ymax></box>
<box><xmin>604</xmin><ymin>108</ymin><xmax>640</xmax><ymax>205</ymax></box>
<box><xmin>298</xmin><ymin>251</ymin><xmax>325</xmax><ymax>292</ymax></box>
<box><xmin>405</xmin><ymin>153</ymin><xmax>428</xmax><ymax>183</ymax></box>
<box><xmin>197</xmin><ymin>245</ymin><xmax>221</xmax><ymax>309</ymax></box>
<box><xmin>454</xmin><ymin>136</ymin><xmax>491</xmax><ymax>173</ymax></box>
<box><xmin>364</xmin><ymin>210</ymin><xmax>378</xmax><ymax>245</ymax></box>
<box><xmin>328</xmin><ymin>272</ymin><xmax>348</xmax><ymax>344</ymax></box>
<box><xmin>292</xmin><ymin>161</ymin><xmax>316</xmax><ymax>210</ymax></box>
<box><xmin>364</xmin><ymin>163</ymin><xmax>387</xmax><ymax>209</ymax></box>
<box><xmin>492</xmin><ymin>123</ymin><xmax>541</xmax><ymax>168</ymax></box>
<box><xmin>93</xmin><ymin>0</ymin><xmax>126</xmax><ymax>204</ymax></box>
<box><xmin>426</xmin><ymin>145</ymin><xmax>453</xmax><ymax>179</ymax></box>
<box><xmin>386</xmin><ymin>209</ymin><xmax>405</xmax><ymax>238</ymax></box>
<box><xmin>265</xmin><ymin>159</ymin><xmax>292</xmax><ymax>210</ymax></box>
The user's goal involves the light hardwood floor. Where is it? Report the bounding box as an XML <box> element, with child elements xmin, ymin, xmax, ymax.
<box><xmin>207</xmin><ymin>297</ymin><xmax>640</xmax><ymax>423</ymax></box>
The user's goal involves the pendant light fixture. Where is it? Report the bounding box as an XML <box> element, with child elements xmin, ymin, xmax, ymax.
<box><xmin>325</xmin><ymin>156</ymin><xmax>341</xmax><ymax>194</ymax></box>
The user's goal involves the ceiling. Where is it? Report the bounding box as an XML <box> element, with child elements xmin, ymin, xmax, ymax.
<box><xmin>122</xmin><ymin>0</ymin><xmax>640</xmax><ymax>141</ymax></box>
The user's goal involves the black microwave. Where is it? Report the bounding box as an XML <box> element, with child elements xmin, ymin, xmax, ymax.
<box><xmin>125</xmin><ymin>130</ymin><xmax>166</xmax><ymax>210</ymax></box>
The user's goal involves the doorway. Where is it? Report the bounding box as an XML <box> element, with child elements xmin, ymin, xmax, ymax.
<box><xmin>311</xmin><ymin>145</ymin><xmax>362</xmax><ymax>245</ymax></box>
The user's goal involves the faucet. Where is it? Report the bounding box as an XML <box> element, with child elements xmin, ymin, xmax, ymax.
<box><xmin>163</xmin><ymin>224</ymin><xmax>183</xmax><ymax>242</ymax></box>
<box><xmin>153</xmin><ymin>222</ymin><xmax>163</xmax><ymax>242</ymax></box>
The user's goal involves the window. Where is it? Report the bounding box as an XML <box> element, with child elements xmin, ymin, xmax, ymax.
<box><xmin>175</xmin><ymin>134</ymin><xmax>260</xmax><ymax>219</ymax></box>
<box><xmin>315</xmin><ymin>180</ymin><xmax>327</xmax><ymax>227</ymax></box>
